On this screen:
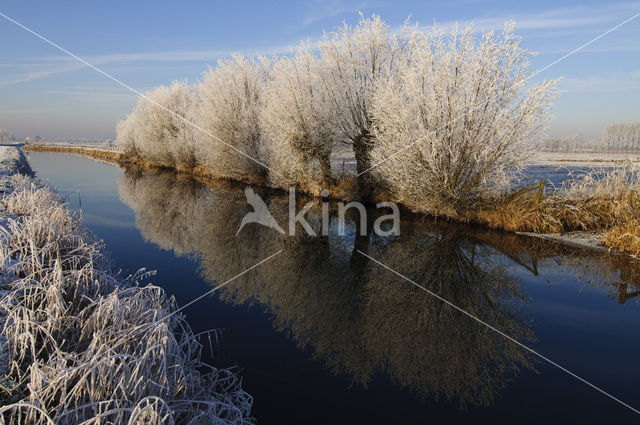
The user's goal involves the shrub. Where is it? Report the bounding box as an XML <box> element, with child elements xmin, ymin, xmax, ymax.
<box><xmin>115</xmin><ymin>115</ymin><xmax>138</xmax><ymax>158</ymax></box>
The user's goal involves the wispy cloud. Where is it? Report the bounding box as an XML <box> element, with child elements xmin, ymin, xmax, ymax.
<box><xmin>46</xmin><ymin>87</ymin><xmax>137</xmax><ymax>103</ymax></box>
<box><xmin>2</xmin><ymin>1</ymin><xmax>638</xmax><ymax>87</ymax></box>
<box><xmin>430</xmin><ymin>14</ymin><xmax>606</xmax><ymax>34</ymax></box>
<box><xmin>427</xmin><ymin>2</ymin><xmax>640</xmax><ymax>35</ymax></box>
<box><xmin>0</xmin><ymin>61</ymin><xmax>87</xmax><ymax>86</ymax></box>
<box><xmin>288</xmin><ymin>0</ymin><xmax>372</xmax><ymax>31</ymax></box>
<box><xmin>561</xmin><ymin>70</ymin><xmax>640</xmax><ymax>93</ymax></box>
<box><xmin>0</xmin><ymin>107</ymin><xmax>57</xmax><ymax>114</ymax></box>
<box><xmin>0</xmin><ymin>41</ymin><xmax>302</xmax><ymax>87</ymax></box>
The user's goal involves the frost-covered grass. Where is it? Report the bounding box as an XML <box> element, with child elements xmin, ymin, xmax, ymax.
<box><xmin>0</xmin><ymin>147</ymin><xmax>33</xmax><ymax>178</ymax></box>
<box><xmin>0</xmin><ymin>155</ymin><xmax>252</xmax><ymax>424</ymax></box>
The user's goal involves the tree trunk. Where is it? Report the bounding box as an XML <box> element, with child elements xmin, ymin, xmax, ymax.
<box><xmin>319</xmin><ymin>153</ymin><xmax>334</xmax><ymax>186</ymax></box>
<box><xmin>349</xmin><ymin>209</ymin><xmax>374</xmax><ymax>271</ymax></box>
<box><xmin>353</xmin><ymin>133</ymin><xmax>374</xmax><ymax>202</ymax></box>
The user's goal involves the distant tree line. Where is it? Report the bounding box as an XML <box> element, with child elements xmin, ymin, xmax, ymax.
<box><xmin>538</xmin><ymin>122</ymin><xmax>640</xmax><ymax>153</ymax></box>
<box><xmin>536</xmin><ymin>134</ymin><xmax>598</xmax><ymax>152</ymax></box>
<box><xmin>0</xmin><ymin>129</ymin><xmax>38</xmax><ymax>143</ymax></box>
<box><xmin>603</xmin><ymin>122</ymin><xmax>640</xmax><ymax>153</ymax></box>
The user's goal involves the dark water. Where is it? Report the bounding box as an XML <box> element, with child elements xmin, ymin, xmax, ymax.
<box><xmin>26</xmin><ymin>152</ymin><xmax>640</xmax><ymax>424</ymax></box>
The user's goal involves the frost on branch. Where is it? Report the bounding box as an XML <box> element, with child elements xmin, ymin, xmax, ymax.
<box><xmin>116</xmin><ymin>81</ymin><xmax>197</xmax><ymax>171</ymax></box>
<box><xmin>115</xmin><ymin>15</ymin><xmax>558</xmax><ymax>209</ymax></box>
<box><xmin>370</xmin><ymin>23</ymin><xmax>558</xmax><ymax>215</ymax></box>
<box><xmin>260</xmin><ymin>43</ymin><xmax>339</xmax><ymax>189</ymax></box>
<box><xmin>603</xmin><ymin>122</ymin><xmax>640</xmax><ymax>153</ymax></box>
<box><xmin>196</xmin><ymin>55</ymin><xmax>271</xmax><ymax>183</ymax></box>
<box><xmin>318</xmin><ymin>15</ymin><xmax>418</xmax><ymax>194</ymax></box>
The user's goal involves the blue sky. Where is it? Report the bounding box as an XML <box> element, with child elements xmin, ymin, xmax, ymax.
<box><xmin>0</xmin><ymin>0</ymin><xmax>639</xmax><ymax>140</ymax></box>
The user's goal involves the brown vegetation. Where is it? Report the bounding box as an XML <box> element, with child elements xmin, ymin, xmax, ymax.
<box><xmin>469</xmin><ymin>164</ymin><xmax>640</xmax><ymax>256</ymax></box>
<box><xmin>604</xmin><ymin>220</ymin><xmax>640</xmax><ymax>256</ymax></box>
<box><xmin>22</xmin><ymin>144</ymin><xmax>123</xmax><ymax>164</ymax></box>
<box><xmin>25</xmin><ymin>143</ymin><xmax>640</xmax><ymax>256</ymax></box>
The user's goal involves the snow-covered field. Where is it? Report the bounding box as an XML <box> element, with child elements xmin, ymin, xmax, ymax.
<box><xmin>332</xmin><ymin>150</ymin><xmax>640</xmax><ymax>175</ymax></box>
<box><xmin>531</xmin><ymin>151</ymin><xmax>640</xmax><ymax>166</ymax></box>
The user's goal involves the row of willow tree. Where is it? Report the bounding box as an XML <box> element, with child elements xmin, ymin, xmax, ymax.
<box><xmin>116</xmin><ymin>15</ymin><xmax>557</xmax><ymax>214</ymax></box>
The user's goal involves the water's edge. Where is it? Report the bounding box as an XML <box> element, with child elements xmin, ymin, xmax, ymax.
<box><xmin>22</xmin><ymin>144</ymin><xmax>616</xmax><ymax>256</ymax></box>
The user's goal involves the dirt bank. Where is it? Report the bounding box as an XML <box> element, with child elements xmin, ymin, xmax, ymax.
<box><xmin>25</xmin><ymin>144</ymin><xmax>637</xmax><ymax>257</ymax></box>
<box><xmin>22</xmin><ymin>144</ymin><xmax>123</xmax><ymax>163</ymax></box>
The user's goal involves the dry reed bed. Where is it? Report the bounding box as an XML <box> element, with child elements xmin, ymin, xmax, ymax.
<box><xmin>0</xmin><ymin>164</ymin><xmax>252</xmax><ymax>423</ymax></box>
<box><xmin>470</xmin><ymin>164</ymin><xmax>640</xmax><ymax>255</ymax></box>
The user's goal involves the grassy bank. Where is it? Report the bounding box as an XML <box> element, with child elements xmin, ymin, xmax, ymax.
<box><xmin>104</xmin><ymin>13</ymin><xmax>640</xmax><ymax>256</ymax></box>
<box><xmin>0</xmin><ymin>147</ymin><xmax>252</xmax><ymax>424</ymax></box>
<box><xmin>468</xmin><ymin>164</ymin><xmax>640</xmax><ymax>256</ymax></box>
<box><xmin>22</xmin><ymin>144</ymin><xmax>123</xmax><ymax>164</ymax></box>
<box><xmin>23</xmin><ymin>142</ymin><xmax>640</xmax><ymax>256</ymax></box>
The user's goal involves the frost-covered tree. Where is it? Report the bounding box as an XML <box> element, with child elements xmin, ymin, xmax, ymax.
<box><xmin>0</xmin><ymin>128</ymin><xmax>8</xmax><ymax>142</ymax></box>
<box><xmin>603</xmin><ymin>122</ymin><xmax>640</xmax><ymax>153</ymax></box>
<box><xmin>261</xmin><ymin>43</ymin><xmax>339</xmax><ymax>188</ymax></box>
<box><xmin>116</xmin><ymin>81</ymin><xmax>197</xmax><ymax>170</ymax></box>
<box><xmin>115</xmin><ymin>14</ymin><xmax>561</xmax><ymax>205</ymax></box>
<box><xmin>115</xmin><ymin>114</ymin><xmax>138</xmax><ymax>157</ymax></box>
<box><xmin>196</xmin><ymin>55</ymin><xmax>271</xmax><ymax>183</ymax></box>
<box><xmin>319</xmin><ymin>14</ymin><xmax>416</xmax><ymax>195</ymax></box>
<box><xmin>370</xmin><ymin>23</ymin><xmax>558</xmax><ymax>215</ymax></box>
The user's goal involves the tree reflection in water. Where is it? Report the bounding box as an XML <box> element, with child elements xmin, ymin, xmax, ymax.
<box><xmin>118</xmin><ymin>168</ymin><xmax>640</xmax><ymax>408</ymax></box>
